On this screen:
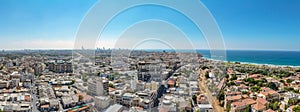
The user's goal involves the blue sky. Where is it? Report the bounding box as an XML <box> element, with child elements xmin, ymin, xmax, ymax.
<box><xmin>0</xmin><ymin>0</ymin><xmax>300</xmax><ymax>50</ymax></box>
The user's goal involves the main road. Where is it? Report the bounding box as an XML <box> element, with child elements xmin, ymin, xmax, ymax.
<box><xmin>197</xmin><ymin>69</ymin><xmax>224</xmax><ymax>112</ymax></box>
<box><xmin>30</xmin><ymin>78</ymin><xmax>39</xmax><ymax>112</ymax></box>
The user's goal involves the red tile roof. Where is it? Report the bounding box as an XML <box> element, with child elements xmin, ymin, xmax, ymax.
<box><xmin>167</xmin><ymin>79</ymin><xmax>175</xmax><ymax>85</ymax></box>
<box><xmin>226</xmin><ymin>95</ymin><xmax>242</xmax><ymax>101</ymax></box>
<box><xmin>243</xmin><ymin>98</ymin><xmax>256</xmax><ymax>105</ymax></box>
<box><xmin>109</xmin><ymin>87</ymin><xmax>116</xmax><ymax>92</ymax></box>
<box><xmin>226</xmin><ymin>91</ymin><xmax>241</xmax><ymax>95</ymax></box>
<box><xmin>256</xmin><ymin>97</ymin><xmax>268</xmax><ymax>105</ymax></box>
<box><xmin>242</xmin><ymin>95</ymin><xmax>249</xmax><ymax>99</ymax></box>
<box><xmin>231</xmin><ymin>101</ymin><xmax>247</xmax><ymax>108</ymax></box>
<box><xmin>25</xmin><ymin>95</ymin><xmax>31</xmax><ymax>102</ymax></box>
<box><xmin>252</xmin><ymin>103</ymin><xmax>266</xmax><ymax>111</ymax></box>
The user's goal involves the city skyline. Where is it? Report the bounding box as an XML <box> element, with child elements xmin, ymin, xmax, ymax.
<box><xmin>0</xmin><ymin>1</ymin><xmax>300</xmax><ymax>111</ymax></box>
<box><xmin>1</xmin><ymin>0</ymin><xmax>300</xmax><ymax>51</ymax></box>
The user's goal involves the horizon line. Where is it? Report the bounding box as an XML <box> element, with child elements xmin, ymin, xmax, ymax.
<box><xmin>1</xmin><ymin>48</ymin><xmax>300</xmax><ymax>52</ymax></box>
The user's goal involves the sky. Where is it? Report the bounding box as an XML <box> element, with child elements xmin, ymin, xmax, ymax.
<box><xmin>0</xmin><ymin>0</ymin><xmax>300</xmax><ymax>51</ymax></box>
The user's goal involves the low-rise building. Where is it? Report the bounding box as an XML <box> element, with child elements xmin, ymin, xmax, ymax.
<box><xmin>105</xmin><ymin>104</ymin><xmax>124</xmax><ymax>112</ymax></box>
<box><xmin>94</xmin><ymin>95</ymin><xmax>111</xmax><ymax>111</ymax></box>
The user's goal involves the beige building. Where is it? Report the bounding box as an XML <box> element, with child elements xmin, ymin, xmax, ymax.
<box><xmin>87</xmin><ymin>77</ymin><xmax>108</xmax><ymax>96</ymax></box>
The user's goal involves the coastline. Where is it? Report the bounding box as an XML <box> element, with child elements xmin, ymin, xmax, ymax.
<box><xmin>144</xmin><ymin>49</ymin><xmax>300</xmax><ymax>67</ymax></box>
<box><xmin>202</xmin><ymin>57</ymin><xmax>300</xmax><ymax>68</ymax></box>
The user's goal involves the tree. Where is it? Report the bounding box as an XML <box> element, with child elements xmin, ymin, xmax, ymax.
<box><xmin>195</xmin><ymin>108</ymin><xmax>200</xmax><ymax>112</ymax></box>
<box><xmin>226</xmin><ymin>105</ymin><xmax>231</xmax><ymax>112</ymax></box>
<box><xmin>293</xmin><ymin>106</ymin><xmax>300</xmax><ymax>112</ymax></box>
<box><xmin>285</xmin><ymin>104</ymin><xmax>288</xmax><ymax>110</ymax></box>
<box><xmin>267</xmin><ymin>103</ymin><xmax>271</xmax><ymax>109</ymax></box>
<box><xmin>262</xmin><ymin>70</ymin><xmax>268</xmax><ymax>75</ymax></box>
<box><xmin>284</xmin><ymin>87</ymin><xmax>297</xmax><ymax>93</ymax></box>
<box><xmin>108</xmin><ymin>83</ymin><xmax>115</xmax><ymax>88</ymax></box>
<box><xmin>82</xmin><ymin>74</ymin><xmax>88</xmax><ymax>82</ymax></box>
<box><xmin>78</xmin><ymin>95</ymin><xmax>83</xmax><ymax>102</ymax></box>
<box><xmin>267</xmin><ymin>82</ymin><xmax>278</xmax><ymax>90</ymax></box>
<box><xmin>243</xmin><ymin>105</ymin><xmax>251</xmax><ymax>112</ymax></box>
<box><xmin>257</xmin><ymin>81</ymin><xmax>263</xmax><ymax>87</ymax></box>
<box><xmin>286</xmin><ymin>79</ymin><xmax>294</xmax><ymax>83</ymax></box>
<box><xmin>229</xmin><ymin>81</ymin><xmax>235</xmax><ymax>86</ymax></box>
<box><xmin>192</xmin><ymin>95</ymin><xmax>197</xmax><ymax>104</ymax></box>
<box><xmin>261</xmin><ymin>78</ymin><xmax>267</xmax><ymax>83</ymax></box>
<box><xmin>238</xmin><ymin>69</ymin><xmax>246</xmax><ymax>73</ymax></box>
<box><xmin>70</xmin><ymin>80</ymin><xmax>75</xmax><ymax>85</ymax></box>
<box><xmin>201</xmin><ymin>66</ymin><xmax>209</xmax><ymax>70</ymax></box>
<box><xmin>230</xmin><ymin>74</ymin><xmax>237</xmax><ymax>80</ymax></box>
<box><xmin>273</xmin><ymin>101</ymin><xmax>279</xmax><ymax>110</ymax></box>
<box><xmin>279</xmin><ymin>80</ymin><xmax>285</xmax><ymax>83</ymax></box>
<box><xmin>205</xmin><ymin>72</ymin><xmax>210</xmax><ymax>79</ymax></box>
<box><xmin>250</xmin><ymin>86</ymin><xmax>261</xmax><ymax>92</ymax></box>
<box><xmin>288</xmin><ymin>99</ymin><xmax>299</xmax><ymax>106</ymax></box>
<box><xmin>218</xmin><ymin>90</ymin><xmax>225</xmax><ymax>101</ymax></box>
<box><xmin>242</xmin><ymin>91</ymin><xmax>248</xmax><ymax>94</ymax></box>
<box><xmin>225</xmin><ymin>74</ymin><xmax>229</xmax><ymax>78</ymax></box>
<box><xmin>247</xmin><ymin>78</ymin><xmax>256</xmax><ymax>84</ymax></box>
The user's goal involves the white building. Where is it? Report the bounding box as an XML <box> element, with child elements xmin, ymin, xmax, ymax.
<box><xmin>94</xmin><ymin>96</ymin><xmax>111</xmax><ymax>111</ymax></box>
<box><xmin>131</xmin><ymin>74</ymin><xmax>138</xmax><ymax>90</ymax></box>
<box><xmin>105</xmin><ymin>104</ymin><xmax>124</xmax><ymax>112</ymax></box>
<box><xmin>137</xmin><ymin>61</ymin><xmax>163</xmax><ymax>82</ymax></box>
<box><xmin>87</xmin><ymin>77</ymin><xmax>108</xmax><ymax>96</ymax></box>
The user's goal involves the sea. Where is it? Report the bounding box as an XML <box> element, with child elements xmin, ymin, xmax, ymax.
<box><xmin>197</xmin><ymin>50</ymin><xmax>300</xmax><ymax>67</ymax></box>
<box><xmin>143</xmin><ymin>49</ymin><xmax>300</xmax><ymax>67</ymax></box>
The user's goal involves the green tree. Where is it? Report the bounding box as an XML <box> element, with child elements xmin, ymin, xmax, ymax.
<box><xmin>108</xmin><ymin>83</ymin><xmax>115</xmax><ymax>88</ymax></box>
<box><xmin>238</xmin><ymin>69</ymin><xmax>246</xmax><ymax>73</ymax></box>
<box><xmin>257</xmin><ymin>81</ymin><xmax>263</xmax><ymax>87</ymax></box>
<box><xmin>243</xmin><ymin>105</ymin><xmax>251</xmax><ymax>112</ymax></box>
<box><xmin>242</xmin><ymin>91</ymin><xmax>248</xmax><ymax>94</ymax></box>
<box><xmin>262</xmin><ymin>70</ymin><xmax>268</xmax><ymax>75</ymax></box>
<box><xmin>293</xmin><ymin>105</ymin><xmax>300</xmax><ymax>112</ymax></box>
<box><xmin>230</xmin><ymin>74</ymin><xmax>237</xmax><ymax>80</ymax></box>
<box><xmin>267</xmin><ymin>103</ymin><xmax>271</xmax><ymax>109</ymax></box>
<box><xmin>192</xmin><ymin>95</ymin><xmax>197</xmax><ymax>104</ymax></box>
<box><xmin>229</xmin><ymin>81</ymin><xmax>235</xmax><ymax>86</ymax></box>
<box><xmin>279</xmin><ymin>80</ymin><xmax>285</xmax><ymax>83</ymax></box>
<box><xmin>196</xmin><ymin>108</ymin><xmax>200</xmax><ymax>112</ymax></box>
<box><xmin>273</xmin><ymin>101</ymin><xmax>279</xmax><ymax>110</ymax></box>
<box><xmin>286</xmin><ymin>79</ymin><xmax>294</xmax><ymax>83</ymax></box>
<box><xmin>285</xmin><ymin>104</ymin><xmax>288</xmax><ymax>110</ymax></box>
<box><xmin>288</xmin><ymin>99</ymin><xmax>299</xmax><ymax>106</ymax></box>
<box><xmin>82</xmin><ymin>74</ymin><xmax>88</xmax><ymax>82</ymax></box>
<box><xmin>248</xmin><ymin>78</ymin><xmax>256</xmax><ymax>84</ymax></box>
<box><xmin>261</xmin><ymin>78</ymin><xmax>267</xmax><ymax>83</ymax></box>
<box><xmin>250</xmin><ymin>86</ymin><xmax>261</xmax><ymax>92</ymax></box>
<box><xmin>225</xmin><ymin>74</ymin><xmax>229</xmax><ymax>78</ymax></box>
<box><xmin>205</xmin><ymin>72</ymin><xmax>210</xmax><ymax>79</ymax></box>
<box><xmin>201</xmin><ymin>66</ymin><xmax>209</xmax><ymax>70</ymax></box>
<box><xmin>267</xmin><ymin>82</ymin><xmax>278</xmax><ymax>90</ymax></box>
<box><xmin>70</xmin><ymin>79</ymin><xmax>75</xmax><ymax>85</ymax></box>
<box><xmin>218</xmin><ymin>90</ymin><xmax>225</xmax><ymax>101</ymax></box>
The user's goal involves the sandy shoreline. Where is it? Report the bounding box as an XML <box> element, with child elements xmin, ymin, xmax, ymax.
<box><xmin>202</xmin><ymin>57</ymin><xmax>300</xmax><ymax>68</ymax></box>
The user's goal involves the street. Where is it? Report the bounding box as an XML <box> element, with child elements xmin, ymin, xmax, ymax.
<box><xmin>197</xmin><ymin>69</ymin><xmax>224</xmax><ymax>112</ymax></box>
